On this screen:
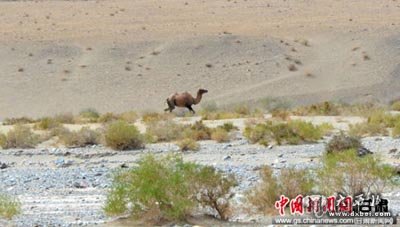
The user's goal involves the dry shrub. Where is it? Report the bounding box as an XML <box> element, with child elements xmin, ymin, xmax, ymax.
<box><xmin>1</xmin><ymin>124</ymin><xmax>40</xmax><ymax>149</ymax></box>
<box><xmin>247</xmin><ymin>166</ymin><xmax>313</xmax><ymax>214</ymax></box>
<box><xmin>216</xmin><ymin>122</ymin><xmax>238</xmax><ymax>132</ymax></box>
<box><xmin>53</xmin><ymin>113</ymin><xmax>75</xmax><ymax>124</ymax></box>
<box><xmin>211</xmin><ymin>128</ymin><xmax>230</xmax><ymax>143</ymax></box>
<box><xmin>176</xmin><ymin>138</ymin><xmax>200</xmax><ymax>151</ymax></box>
<box><xmin>184</xmin><ymin>121</ymin><xmax>212</xmax><ymax>141</ymax></box>
<box><xmin>349</xmin><ymin>122</ymin><xmax>388</xmax><ymax>137</ymax></box>
<box><xmin>34</xmin><ymin>117</ymin><xmax>61</xmax><ymax>130</ymax></box>
<box><xmin>119</xmin><ymin>111</ymin><xmax>138</xmax><ymax>123</ymax></box>
<box><xmin>292</xmin><ymin>101</ymin><xmax>340</xmax><ymax>116</ymax></box>
<box><xmin>326</xmin><ymin>133</ymin><xmax>361</xmax><ymax>153</ymax></box>
<box><xmin>98</xmin><ymin>112</ymin><xmax>120</xmax><ymax>123</ymax></box>
<box><xmin>317</xmin><ymin>149</ymin><xmax>397</xmax><ymax>196</ymax></box>
<box><xmin>393</xmin><ymin>121</ymin><xmax>400</xmax><ymax>138</ymax></box>
<box><xmin>271</xmin><ymin>109</ymin><xmax>290</xmax><ymax>120</ymax></box>
<box><xmin>105</xmin><ymin>121</ymin><xmax>144</xmax><ymax>150</ymax></box>
<box><xmin>58</xmin><ymin>127</ymin><xmax>101</xmax><ymax>147</ymax></box>
<box><xmin>145</xmin><ymin>120</ymin><xmax>185</xmax><ymax>143</ymax></box>
<box><xmin>142</xmin><ymin>112</ymin><xmax>173</xmax><ymax>124</ymax></box>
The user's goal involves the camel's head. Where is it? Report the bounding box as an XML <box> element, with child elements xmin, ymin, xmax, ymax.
<box><xmin>198</xmin><ymin>88</ymin><xmax>208</xmax><ymax>94</ymax></box>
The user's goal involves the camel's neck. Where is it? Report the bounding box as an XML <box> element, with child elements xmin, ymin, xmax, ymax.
<box><xmin>193</xmin><ymin>92</ymin><xmax>203</xmax><ymax>105</ymax></box>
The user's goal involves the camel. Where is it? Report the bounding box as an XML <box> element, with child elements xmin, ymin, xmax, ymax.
<box><xmin>164</xmin><ymin>89</ymin><xmax>208</xmax><ymax>114</ymax></box>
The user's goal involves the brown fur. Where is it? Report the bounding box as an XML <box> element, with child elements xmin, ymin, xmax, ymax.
<box><xmin>164</xmin><ymin>89</ymin><xmax>208</xmax><ymax>114</ymax></box>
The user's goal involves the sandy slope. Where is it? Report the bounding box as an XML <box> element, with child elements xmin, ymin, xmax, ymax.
<box><xmin>0</xmin><ymin>0</ymin><xmax>400</xmax><ymax>119</ymax></box>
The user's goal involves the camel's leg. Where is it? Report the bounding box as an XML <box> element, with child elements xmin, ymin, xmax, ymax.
<box><xmin>187</xmin><ymin>105</ymin><xmax>195</xmax><ymax>114</ymax></box>
<box><xmin>165</xmin><ymin>99</ymin><xmax>175</xmax><ymax>112</ymax></box>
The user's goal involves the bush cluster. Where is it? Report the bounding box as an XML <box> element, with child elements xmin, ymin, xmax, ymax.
<box><xmin>0</xmin><ymin>124</ymin><xmax>40</xmax><ymax>149</ymax></box>
<box><xmin>104</xmin><ymin>155</ymin><xmax>237</xmax><ymax>223</ymax></box>
<box><xmin>104</xmin><ymin>121</ymin><xmax>144</xmax><ymax>150</ymax></box>
<box><xmin>0</xmin><ymin>194</ymin><xmax>21</xmax><ymax>219</ymax></box>
<box><xmin>244</xmin><ymin>120</ymin><xmax>330</xmax><ymax>145</ymax></box>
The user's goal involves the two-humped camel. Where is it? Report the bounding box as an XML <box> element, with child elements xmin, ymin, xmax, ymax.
<box><xmin>164</xmin><ymin>89</ymin><xmax>208</xmax><ymax>114</ymax></box>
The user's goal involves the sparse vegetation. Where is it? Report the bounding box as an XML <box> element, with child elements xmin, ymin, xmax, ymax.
<box><xmin>244</xmin><ymin>120</ymin><xmax>328</xmax><ymax>145</ymax></box>
<box><xmin>145</xmin><ymin>120</ymin><xmax>185</xmax><ymax>143</ymax></box>
<box><xmin>176</xmin><ymin>138</ymin><xmax>200</xmax><ymax>151</ymax></box>
<box><xmin>211</xmin><ymin>128</ymin><xmax>230</xmax><ymax>143</ymax></box>
<box><xmin>53</xmin><ymin>113</ymin><xmax>75</xmax><ymax>124</ymax></box>
<box><xmin>391</xmin><ymin>101</ymin><xmax>400</xmax><ymax>111</ymax></box>
<box><xmin>104</xmin><ymin>121</ymin><xmax>144</xmax><ymax>150</ymax></box>
<box><xmin>98</xmin><ymin>112</ymin><xmax>120</xmax><ymax>123</ymax></box>
<box><xmin>0</xmin><ymin>194</ymin><xmax>21</xmax><ymax>219</ymax></box>
<box><xmin>326</xmin><ymin>133</ymin><xmax>361</xmax><ymax>153</ymax></box>
<box><xmin>78</xmin><ymin>108</ymin><xmax>100</xmax><ymax>123</ymax></box>
<box><xmin>2</xmin><ymin>117</ymin><xmax>35</xmax><ymax>125</ymax></box>
<box><xmin>183</xmin><ymin>121</ymin><xmax>212</xmax><ymax>141</ymax></box>
<box><xmin>317</xmin><ymin>149</ymin><xmax>397</xmax><ymax>196</ymax></box>
<box><xmin>1</xmin><ymin>124</ymin><xmax>40</xmax><ymax>149</ymax></box>
<box><xmin>58</xmin><ymin>127</ymin><xmax>101</xmax><ymax>147</ymax></box>
<box><xmin>34</xmin><ymin>117</ymin><xmax>61</xmax><ymax>130</ymax></box>
<box><xmin>247</xmin><ymin>166</ymin><xmax>313</xmax><ymax>214</ymax></box>
<box><xmin>104</xmin><ymin>155</ymin><xmax>236</xmax><ymax>223</ymax></box>
<box><xmin>142</xmin><ymin>112</ymin><xmax>173</xmax><ymax>124</ymax></box>
<box><xmin>119</xmin><ymin>111</ymin><xmax>138</xmax><ymax>123</ymax></box>
<box><xmin>200</xmin><ymin>103</ymin><xmax>263</xmax><ymax>120</ymax></box>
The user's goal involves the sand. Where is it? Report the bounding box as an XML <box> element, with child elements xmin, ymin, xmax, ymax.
<box><xmin>0</xmin><ymin>0</ymin><xmax>399</xmax><ymax>119</ymax></box>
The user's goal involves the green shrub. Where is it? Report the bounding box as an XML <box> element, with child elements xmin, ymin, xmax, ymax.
<box><xmin>0</xmin><ymin>194</ymin><xmax>21</xmax><ymax>219</ymax></box>
<box><xmin>176</xmin><ymin>138</ymin><xmax>200</xmax><ymax>151</ymax></box>
<box><xmin>391</xmin><ymin>101</ymin><xmax>400</xmax><ymax>111</ymax></box>
<box><xmin>104</xmin><ymin>155</ymin><xmax>236</xmax><ymax>223</ymax></box>
<box><xmin>105</xmin><ymin>121</ymin><xmax>144</xmax><ymax>150</ymax></box>
<box><xmin>247</xmin><ymin>166</ymin><xmax>313</xmax><ymax>214</ymax></box>
<box><xmin>244</xmin><ymin>120</ymin><xmax>325</xmax><ymax>145</ymax></box>
<box><xmin>145</xmin><ymin>120</ymin><xmax>185</xmax><ymax>143</ymax></box>
<box><xmin>211</xmin><ymin>128</ymin><xmax>230</xmax><ymax>143</ymax></box>
<box><xmin>34</xmin><ymin>117</ymin><xmax>61</xmax><ymax>130</ymax></box>
<box><xmin>317</xmin><ymin>149</ymin><xmax>397</xmax><ymax>196</ymax></box>
<box><xmin>2</xmin><ymin>117</ymin><xmax>35</xmax><ymax>125</ymax></box>
<box><xmin>326</xmin><ymin>133</ymin><xmax>361</xmax><ymax>153</ymax></box>
<box><xmin>59</xmin><ymin>127</ymin><xmax>101</xmax><ymax>147</ymax></box>
<box><xmin>2</xmin><ymin>124</ymin><xmax>40</xmax><ymax>149</ymax></box>
<box><xmin>78</xmin><ymin>108</ymin><xmax>100</xmax><ymax>123</ymax></box>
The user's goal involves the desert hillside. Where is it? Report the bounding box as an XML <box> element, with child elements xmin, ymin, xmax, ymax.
<box><xmin>0</xmin><ymin>0</ymin><xmax>400</xmax><ymax>118</ymax></box>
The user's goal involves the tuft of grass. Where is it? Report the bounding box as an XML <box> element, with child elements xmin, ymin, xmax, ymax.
<box><xmin>1</xmin><ymin>124</ymin><xmax>40</xmax><ymax>149</ymax></box>
<box><xmin>200</xmin><ymin>103</ymin><xmax>263</xmax><ymax>120</ymax></box>
<box><xmin>317</xmin><ymin>149</ymin><xmax>397</xmax><ymax>196</ymax></box>
<box><xmin>216</xmin><ymin>122</ymin><xmax>238</xmax><ymax>132</ymax></box>
<box><xmin>34</xmin><ymin>117</ymin><xmax>61</xmax><ymax>130</ymax></box>
<box><xmin>105</xmin><ymin>121</ymin><xmax>144</xmax><ymax>150</ymax></box>
<box><xmin>292</xmin><ymin>102</ymin><xmax>340</xmax><ymax>116</ymax></box>
<box><xmin>326</xmin><ymin>133</ymin><xmax>361</xmax><ymax>154</ymax></box>
<box><xmin>58</xmin><ymin>127</ymin><xmax>101</xmax><ymax>147</ymax></box>
<box><xmin>211</xmin><ymin>128</ymin><xmax>230</xmax><ymax>143</ymax></box>
<box><xmin>104</xmin><ymin>154</ymin><xmax>236</xmax><ymax>223</ymax></box>
<box><xmin>0</xmin><ymin>194</ymin><xmax>21</xmax><ymax>219</ymax></box>
<box><xmin>176</xmin><ymin>138</ymin><xmax>200</xmax><ymax>151</ymax></box>
<box><xmin>349</xmin><ymin>122</ymin><xmax>388</xmax><ymax>137</ymax></box>
<box><xmin>183</xmin><ymin>121</ymin><xmax>212</xmax><ymax>141</ymax></box>
<box><xmin>393</xmin><ymin>121</ymin><xmax>400</xmax><ymax>138</ymax></box>
<box><xmin>271</xmin><ymin>109</ymin><xmax>290</xmax><ymax>120</ymax></box>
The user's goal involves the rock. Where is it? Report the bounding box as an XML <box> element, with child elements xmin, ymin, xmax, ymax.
<box><xmin>357</xmin><ymin>147</ymin><xmax>373</xmax><ymax>157</ymax></box>
<box><xmin>55</xmin><ymin>158</ymin><xmax>74</xmax><ymax>168</ymax></box>
<box><xmin>268</xmin><ymin>145</ymin><xmax>274</xmax><ymax>149</ymax></box>
<box><xmin>0</xmin><ymin>162</ymin><xmax>8</xmax><ymax>169</ymax></box>
<box><xmin>389</xmin><ymin>148</ymin><xmax>398</xmax><ymax>154</ymax></box>
<box><xmin>120</xmin><ymin>163</ymin><xmax>129</xmax><ymax>168</ymax></box>
<box><xmin>223</xmin><ymin>155</ymin><xmax>231</xmax><ymax>161</ymax></box>
<box><xmin>73</xmin><ymin>181</ymin><xmax>88</xmax><ymax>189</ymax></box>
<box><xmin>223</xmin><ymin>144</ymin><xmax>232</xmax><ymax>149</ymax></box>
<box><xmin>278</xmin><ymin>154</ymin><xmax>283</xmax><ymax>158</ymax></box>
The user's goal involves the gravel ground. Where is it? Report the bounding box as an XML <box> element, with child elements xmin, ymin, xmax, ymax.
<box><xmin>0</xmin><ymin>135</ymin><xmax>399</xmax><ymax>226</ymax></box>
